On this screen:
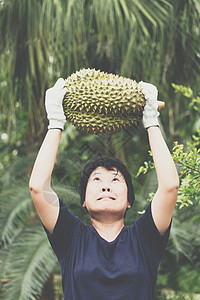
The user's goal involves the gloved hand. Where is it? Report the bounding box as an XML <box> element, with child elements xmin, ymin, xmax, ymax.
<box><xmin>138</xmin><ymin>81</ymin><xmax>160</xmax><ymax>129</ymax></box>
<box><xmin>45</xmin><ymin>78</ymin><xmax>67</xmax><ymax>130</ymax></box>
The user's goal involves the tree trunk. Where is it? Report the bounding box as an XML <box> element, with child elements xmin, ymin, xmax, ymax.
<box><xmin>40</xmin><ymin>273</ymin><xmax>55</xmax><ymax>300</ymax></box>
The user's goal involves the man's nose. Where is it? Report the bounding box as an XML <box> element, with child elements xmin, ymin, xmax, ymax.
<box><xmin>102</xmin><ymin>187</ymin><xmax>111</xmax><ymax>192</ymax></box>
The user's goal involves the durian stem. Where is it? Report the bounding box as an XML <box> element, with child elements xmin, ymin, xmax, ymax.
<box><xmin>158</xmin><ymin>101</ymin><xmax>165</xmax><ymax>110</ymax></box>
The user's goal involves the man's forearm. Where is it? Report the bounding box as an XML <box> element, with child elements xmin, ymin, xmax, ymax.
<box><xmin>147</xmin><ymin>126</ymin><xmax>179</xmax><ymax>191</ymax></box>
<box><xmin>29</xmin><ymin>129</ymin><xmax>62</xmax><ymax>191</ymax></box>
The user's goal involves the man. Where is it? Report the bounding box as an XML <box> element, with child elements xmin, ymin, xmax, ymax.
<box><xmin>29</xmin><ymin>78</ymin><xmax>179</xmax><ymax>299</ymax></box>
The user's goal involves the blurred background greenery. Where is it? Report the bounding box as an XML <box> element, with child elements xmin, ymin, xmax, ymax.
<box><xmin>0</xmin><ymin>0</ymin><xmax>200</xmax><ymax>299</ymax></box>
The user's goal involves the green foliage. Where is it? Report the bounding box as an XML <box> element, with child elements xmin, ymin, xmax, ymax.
<box><xmin>156</xmin><ymin>291</ymin><xmax>199</xmax><ymax>300</ymax></box>
<box><xmin>137</xmin><ymin>137</ymin><xmax>200</xmax><ymax>209</ymax></box>
<box><xmin>176</xmin><ymin>263</ymin><xmax>200</xmax><ymax>294</ymax></box>
<box><xmin>172</xmin><ymin>83</ymin><xmax>200</xmax><ymax>113</ymax></box>
<box><xmin>172</xmin><ymin>141</ymin><xmax>200</xmax><ymax>208</ymax></box>
<box><xmin>169</xmin><ymin>82</ymin><xmax>200</xmax><ymax>140</ymax></box>
<box><xmin>170</xmin><ymin>83</ymin><xmax>200</xmax><ymax>208</ymax></box>
<box><xmin>1</xmin><ymin>225</ymin><xmax>57</xmax><ymax>300</ymax></box>
<box><xmin>0</xmin><ymin>181</ymin><xmax>56</xmax><ymax>299</ymax></box>
<box><xmin>136</xmin><ymin>151</ymin><xmax>154</xmax><ymax>177</ymax></box>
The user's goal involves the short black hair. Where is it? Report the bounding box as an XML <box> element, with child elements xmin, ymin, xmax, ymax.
<box><xmin>78</xmin><ymin>156</ymin><xmax>135</xmax><ymax>209</ymax></box>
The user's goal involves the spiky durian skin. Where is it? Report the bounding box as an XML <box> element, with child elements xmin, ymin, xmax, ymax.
<box><xmin>63</xmin><ymin>68</ymin><xmax>146</xmax><ymax>135</ymax></box>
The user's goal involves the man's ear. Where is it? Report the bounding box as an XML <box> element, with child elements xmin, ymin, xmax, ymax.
<box><xmin>82</xmin><ymin>201</ymin><xmax>86</xmax><ymax>208</ymax></box>
<box><xmin>127</xmin><ymin>202</ymin><xmax>131</xmax><ymax>209</ymax></box>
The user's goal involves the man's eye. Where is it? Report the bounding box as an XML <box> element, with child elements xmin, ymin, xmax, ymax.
<box><xmin>113</xmin><ymin>177</ymin><xmax>119</xmax><ymax>182</ymax></box>
<box><xmin>94</xmin><ymin>177</ymin><xmax>100</xmax><ymax>181</ymax></box>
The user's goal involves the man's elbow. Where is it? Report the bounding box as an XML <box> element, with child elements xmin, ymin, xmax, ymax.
<box><xmin>29</xmin><ymin>179</ymin><xmax>43</xmax><ymax>195</ymax></box>
<box><xmin>173</xmin><ymin>176</ymin><xmax>180</xmax><ymax>191</ymax></box>
<box><xmin>167</xmin><ymin>180</ymin><xmax>179</xmax><ymax>194</ymax></box>
<box><xmin>160</xmin><ymin>178</ymin><xmax>180</xmax><ymax>194</ymax></box>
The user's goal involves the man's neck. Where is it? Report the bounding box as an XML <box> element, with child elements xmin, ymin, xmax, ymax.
<box><xmin>91</xmin><ymin>217</ymin><xmax>125</xmax><ymax>242</ymax></box>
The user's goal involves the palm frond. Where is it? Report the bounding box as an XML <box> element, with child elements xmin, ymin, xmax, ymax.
<box><xmin>84</xmin><ymin>0</ymin><xmax>172</xmax><ymax>78</ymax></box>
<box><xmin>59</xmin><ymin>123</ymin><xmax>79</xmax><ymax>152</ymax></box>
<box><xmin>2</xmin><ymin>154</ymin><xmax>36</xmax><ymax>186</ymax></box>
<box><xmin>1</xmin><ymin>225</ymin><xmax>57</xmax><ymax>300</ymax></box>
<box><xmin>54</xmin><ymin>185</ymin><xmax>91</xmax><ymax>225</ymax></box>
<box><xmin>169</xmin><ymin>219</ymin><xmax>195</xmax><ymax>261</ymax></box>
<box><xmin>0</xmin><ymin>180</ymin><xmax>34</xmax><ymax>246</ymax></box>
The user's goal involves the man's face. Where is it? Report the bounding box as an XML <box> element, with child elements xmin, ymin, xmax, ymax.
<box><xmin>83</xmin><ymin>167</ymin><xmax>130</xmax><ymax>218</ymax></box>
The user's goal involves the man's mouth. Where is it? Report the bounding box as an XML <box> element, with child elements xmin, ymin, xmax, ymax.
<box><xmin>97</xmin><ymin>196</ymin><xmax>116</xmax><ymax>201</ymax></box>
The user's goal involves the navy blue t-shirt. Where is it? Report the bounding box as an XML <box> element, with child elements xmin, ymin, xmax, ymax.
<box><xmin>44</xmin><ymin>198</ymin><xmax>171</xmax><ymax>300</ymax></box>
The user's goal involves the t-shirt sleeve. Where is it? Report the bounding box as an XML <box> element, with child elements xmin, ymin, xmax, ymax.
<box><xmin>43</xmin><ymin>197</ymin><xmax>79</xmax><ymax>260</ymax></box>
<box><xmin>135</xmin><ymin>201</ymin><xmax>171</xmax><ymax>259</ymax></box>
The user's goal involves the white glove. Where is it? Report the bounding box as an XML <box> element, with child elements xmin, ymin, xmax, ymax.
<box><xmin>45</xmin><ymin>78</ymin><xmax>67</xmax><ymax>130</ymax></box>
<box><xmin>138</xmin><ymin>81</ymin><xmax>160</xmax><ymax>129</ymax></box>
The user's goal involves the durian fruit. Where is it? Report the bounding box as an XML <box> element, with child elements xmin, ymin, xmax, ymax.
<box><xmin>63</xmin><ymin>68</ymin><xmax>146</xmax><ymax>135</ymax></box>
